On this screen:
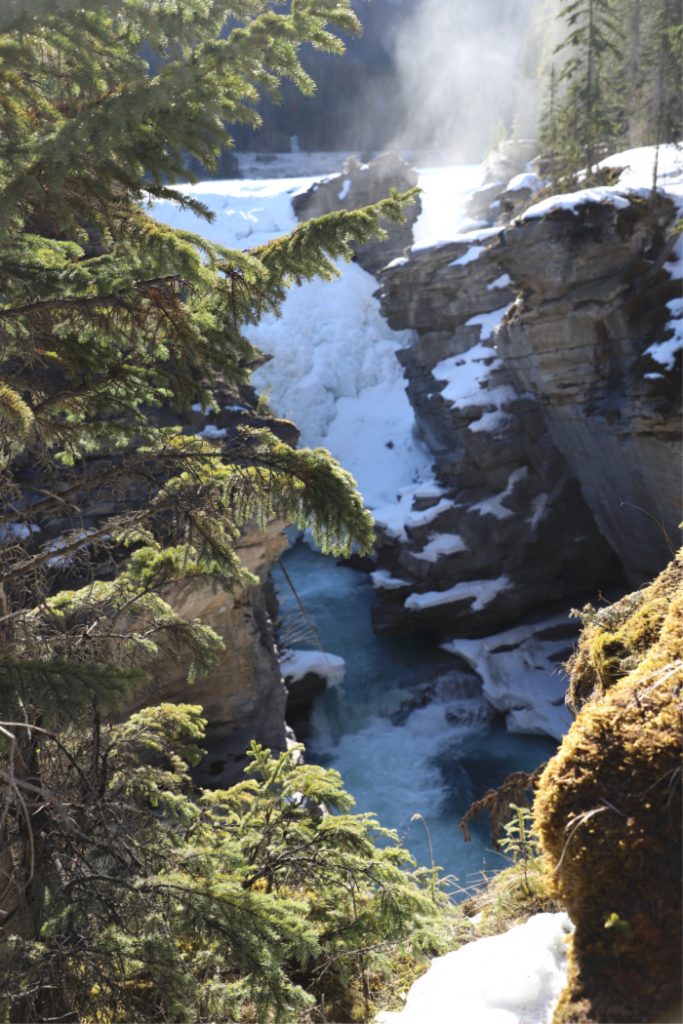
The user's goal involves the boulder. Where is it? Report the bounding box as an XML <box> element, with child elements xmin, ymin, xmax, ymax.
<box><xmin>292</xmin><ymin>151</ymin><xmax>421</xmax><ymax>274</ymax></box>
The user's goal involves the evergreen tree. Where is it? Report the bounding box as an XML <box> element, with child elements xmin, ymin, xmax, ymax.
<box><xmin>0</xmin><ymin>3</ymin><xmax>434</xmax><ymax>1019</ymax></box>
<box><xmin>553</xmin><ymin>0</ymin><xmax>625</xmax><ymax>174</ymax></box>
<box><xmin>540</xmin><ymin>0</ymin><xmax>681</xmax><ymax>178</ymax></box>
<box><xmin>640</xmin><ymin>0</ymin><xmax>683</xmax><ymax>181</ymax></box>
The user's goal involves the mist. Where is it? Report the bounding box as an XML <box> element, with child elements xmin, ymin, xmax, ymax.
<box><xmin>389</xmin><ymin>0</ymin><xmax>554</xmax><ymax>162</ymax></box>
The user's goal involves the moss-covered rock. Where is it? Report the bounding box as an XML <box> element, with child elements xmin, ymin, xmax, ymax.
<box><xmin>534</xmin><ymin>552</ymin><xmax>682</xmax><ymax>1023</ymax></box>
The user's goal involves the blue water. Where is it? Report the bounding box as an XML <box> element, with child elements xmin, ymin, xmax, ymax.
<box><xmin>276</xmin><ymin>543</ymin><xmax>557</xmax><ymax>892</ymax></box>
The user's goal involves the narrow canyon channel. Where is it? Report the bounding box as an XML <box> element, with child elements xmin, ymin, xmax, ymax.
<box><xmin>276</xmin><ymin>542</ymin><xmax>557</xmax><ymax>885</ymax></box>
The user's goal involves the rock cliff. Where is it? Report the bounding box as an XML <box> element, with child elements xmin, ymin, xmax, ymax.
<box><xmin>126</xmin><ymin>517</ymin><xmax>289</xmax><ymax>788</ymax></box>
<box><xmin>28</xmin><ymin>387</ymin><xmax>299</xmax><ymax>788</ymax></box>
<box><xmin>371</xmin><ymin>151</ymin><xmax>681</xmax><ymax>641</ymax></box>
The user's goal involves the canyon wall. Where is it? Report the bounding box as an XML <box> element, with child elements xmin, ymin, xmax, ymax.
<box><xmin>364</xmin><ymin>153</ymin><xmax>681</xmax><ymax>641</ymax></box>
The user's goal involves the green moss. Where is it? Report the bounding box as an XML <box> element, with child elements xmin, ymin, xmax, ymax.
<box><xmin>568</xmin><ymin>557</ymin><xmax>680</xmax><ymax>710</ymax></box>
<box><xmin>535</xmin><ymin>552</ymin><xmax>683</xmax><ymax>1023</ymax></box>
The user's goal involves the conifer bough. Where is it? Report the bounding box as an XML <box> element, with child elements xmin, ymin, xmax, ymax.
<box><xmin>0</xmin><ymin>4</ymin><xmax>437</xmax><ymax>1021</ymax></box>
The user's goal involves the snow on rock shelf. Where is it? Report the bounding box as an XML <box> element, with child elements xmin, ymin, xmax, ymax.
<box><xmin>377</xmin><ymin>912</ymin><xmax>573</xmax><ymax>1024</ymax></box>
<box><xmin>442</xmin><ymin>613</ymin><xmax>578</xmax><ymax>741</ymax></box>
<box><xmin>522</xmin><ymin>144</ymin><xmax>683</xmax><ymax>221</ymax></box>
<box><xmin>405</xmin><ymin>576</ymin><xmax>511</xmax><ymax>614</ymax></box>
<box><xmin>280</xmin><ymin>649</ymin><xmax>345</xmax><ymax>685</ymax></box>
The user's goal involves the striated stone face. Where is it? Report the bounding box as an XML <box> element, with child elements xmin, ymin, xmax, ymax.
<box><xmin>292</xmin><ymin>151</ymin><xmax>420</xmax><ymax>274</ymax></box>
<box><xmin>126</xmin><ymin>518</ymin><xmax>289</xmax><ymax>788</ymax></box>
<box><xmin>372</xmin><ymin>217</ymin><xmax>620</xmax><ymax>638</ymax></box>
<box><xmin>370</xmin><ymin>158</ymin><xmax>682</xmax><ymax>640</ymax></box>
<box><xmin>498</xmin><ymin>195</ymin><xmax>682</xmax><ymax>585</ymax></box>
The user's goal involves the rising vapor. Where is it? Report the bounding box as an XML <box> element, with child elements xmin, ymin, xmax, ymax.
<box><xmin>390</xmin><ymin>0</ymin><xmax>557</xmax><ymax>161</ymax></box>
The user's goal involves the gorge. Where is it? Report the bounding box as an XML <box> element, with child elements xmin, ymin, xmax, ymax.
<box><xmin>151</xmin><ymin>143</ymin><xmax>682</xmax><ymax>886</ymax></box>
<box><xmin>2</xmin><ymin>3</ymin><xmax>681</xmax><ymax>1020</ymax></box>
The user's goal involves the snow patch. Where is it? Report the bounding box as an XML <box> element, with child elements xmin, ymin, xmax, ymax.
<box><xmin>465</xmin><ymin>305</ymin><xmax>509</xmax><ymax>341</ymax></box>
<box><xmin>415</xmin><ymin>533</ymin><xmax>468</xmax><ymax>562</ymax></box>
<box><xmin>370</xmin><ymin>570</ymin><xmax>410</xmax><ymax>591</ymax></box>
<box><xmin>198</xmin><ymin>424</ymin><xmax>227</xmax><ymax>439</ymax></box>
<box><xmin>0</xmin><ymin>522</ymin><xmax>40</xmax><ymax>544</ymax></box>
<box><xmin>411</xmin><ymin>224</ymin><xmax>502</xmax><ymax>254</ymax></box>
<box><xmin>506</xmin><ymin>171</ymin><xmax>546</xmax><ymax>193</ymax></box>
<box><xmin>431</xmin><ymin>340</ymin><xmax>516</xmax><ymax>432</ymax></box>
<box><xmin>471</xmin><ymin>468</ymin><xmax>528</xmax><ymax>521</ymax></box>
<box><xmin>645</xmin><ymin>332</ymin><xmax>682</xmax><ymax>371</ymax></box>
<box><xmin>377</xmin><ymin>912</ymin><xmax>573</xmax><ymax>1024</ymax></box>
<box><xmin>450</xmin><ymin>245</ymin><xmax>486</xmax><ymax>267</ymax></box>
<box><xmin>405</xmin><ymin>575</ymin><xmax>510</xmax><ymax>613</ymax></box>
<box><xmin>487</xmin><ymin>273</ymin><xmax>512</xmax><ymax>291</ymax></box>
<box><xmin>404</xmin><ymin>498</ymin><xmax>456</xmax><ymax>529</ymax></box>
<box><xmin>280</xmin><ymin>649</ymin><xmax>345</xmax><ymax>685</ymax></box>
<box><xmin>529</xmin><ymin>492</ymin><xmax>550</xmax><ymax>530</ymax></box>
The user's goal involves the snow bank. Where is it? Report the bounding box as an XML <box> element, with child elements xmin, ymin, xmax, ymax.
<box><xmin>522</xmin><ymin>186</ymin><xmax>632</xmax><ymax>220</ymax></box>
<box><xmin>442</xmin><ymin>612</ymin><xmax>574</xmax><ymax>741</ymax></box>
<box><xmin>377</xmin><ymin>912</ymin><xmax>573</xmax><ymax>1024</ymax></box>
<box><xmin>280</xmin><ymin>649</ymin><xmax>345</xmax><ymax>685</ymax></box>
<box><xmin>522</xmin><ymin>144</ymin><xmax>683</xmax><ymax>221</ymax></box>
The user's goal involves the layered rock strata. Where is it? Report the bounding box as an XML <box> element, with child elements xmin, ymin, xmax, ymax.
<box><xmin>373</xmin><ymin>227</ymin><xmax>620</xmax><ymax>638</ymax></box>
<box><xmin>372</xmin><ymin>165</ymin><xmax>681</xmax><ymax>638</ymax></box>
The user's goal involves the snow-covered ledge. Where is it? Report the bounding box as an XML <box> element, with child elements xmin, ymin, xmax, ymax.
<box><xmin>377</xmin><ymin>912</ymin><xmax>573</xmax><ymax>1024</ymax></box>
<box><xmin>442</xmin><ymin>614</ymin><xmax>575</xmax><ymax>742</ymax></box>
